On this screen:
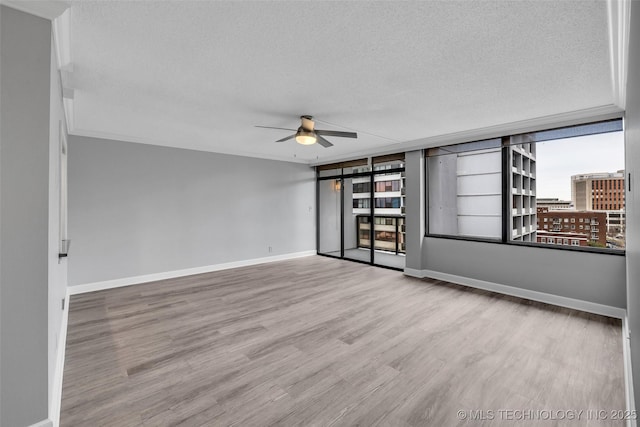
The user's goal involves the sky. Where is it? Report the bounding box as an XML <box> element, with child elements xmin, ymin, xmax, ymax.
<box><xmin>534</xmin><ymin>131</ymin><xmax>625</xmax><ymax>200</ymax></box>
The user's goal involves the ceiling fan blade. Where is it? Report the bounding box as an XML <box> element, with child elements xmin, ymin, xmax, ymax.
<box><xmin>315</xmin><ymin>130</ymin><xmax>357</xmax><ymax>138</ymax></box>
<box><xmin>255</xmin><ymin>125</ymin><xmax>297</xmax><ymax>131</ymax></box>
<box><xmin>276</xmin><ymin>134</ymin><xmax>296</xmax><ymax>143</ymax></box>
<box><xmin>316</xmin><ymin>135</ymin><xmax>334</xmax><ymax>148</ymax></box>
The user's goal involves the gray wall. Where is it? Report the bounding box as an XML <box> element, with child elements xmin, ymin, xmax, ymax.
<box><xmin>68</xmin><ymin>136</ymin><xmax>316</xmax><ymax>286</ymax></box>
<box><xmin>422</xmin><ymin>237</ymin><xmax>626</xmax><ymax>308</ymax></box>
<box><xmin>404</xmin><ymin>150</ymin><xmax>424</xmax><ymax>271</ymax></box>
<box><xmin>625</xmin><ymin>0</ymin><xmax>640</xmax><ymax>412</ymax></box>
<box><xmin>0</xmin><ymin>6</ymin><xmax>51</xmax><ymax>426</ymax></box>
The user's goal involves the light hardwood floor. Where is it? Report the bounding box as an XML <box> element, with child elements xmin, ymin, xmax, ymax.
<box><xmin>61</xmin><ymin>256</ymin><xmax>625</xmax><ymax>426</ymax></box>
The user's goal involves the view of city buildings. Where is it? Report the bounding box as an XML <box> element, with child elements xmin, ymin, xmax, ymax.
<box><xmin>536</xmin><ymin>198</ymin><xmax>573</xmax><ymax>210</ymax></box>
<box><xmin>536</xmin><ymin>209</ymin><xmax>607</xmax><ymax>247</ymax></box>
<box><xmin>345</xmin><ymin>135</ymin><xmax>625</xmax><ymax>254</ymax></box>
<box><xmin>352</xmin><ymin>165</ymin><xmax>406</xmax><ymax>254</ymax></box>
<box><xmin>510</xmin><ymin>142</ymin><xmax>537</xmax><ymax>242</ymax></box>
<box><xmin>536</xmin><ymin>170</ymin><xmax>626</xmax><ymax>249</ymax></box>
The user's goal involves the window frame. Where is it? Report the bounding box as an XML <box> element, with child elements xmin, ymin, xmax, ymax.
<box><xmin>424</xmin><ymin>118</ymin><xmax>625</xmax><ymax>256</ymax></box>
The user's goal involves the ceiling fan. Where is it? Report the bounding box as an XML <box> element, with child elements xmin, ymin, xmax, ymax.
<box><xmin>255</xmin><ymin>115</ymin><xmax>357</xmax><ymax>148</ymax></box>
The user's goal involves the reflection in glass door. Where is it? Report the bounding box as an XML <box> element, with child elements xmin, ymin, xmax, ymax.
<box><xmin>318</xmin><ymin>178</ymin><xmax>342</xmax><ymax>258</ymax></box>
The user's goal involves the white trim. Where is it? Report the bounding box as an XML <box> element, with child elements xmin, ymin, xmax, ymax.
<box><xmin>28</xmin><ymin>419</ymin><xmax>53</xmax><ymax>427</ymax></box>
<box><xmin>407</xmin><ymin>268</ymin><xmax>626</xmax><ymax>319</ymax></box>
<box><xmin>622</xmin><ymin>315</ymin><xmax>637</xmax><ymax>427</ymax></box>
<box><xmin>49</xmin><ymin>288</ymin><xmax>69</xmax><ymax>427</ymax></box>
<box><xmin>69</xmin><ymin>251</ymin><xmax>317</xmax><ymax>295</ymax></box>
<box><xmin>52</xmin><ymin>9</ymin><xmax>71</xmax><ymax>70</ymax></box>
<box><xmin>607</xmin><ymin>0</ymin><xmax>631</xmax><ymax>109</ymax></box>
<box><xmin>62</xmin><ymin>98</ymin><xmax>74</xmax><ymax>136</ymax></box>
<box><xmin>312</xmin><ymin>104</ymin><xmax>624</xmax><ymax>166</ymax></box>
<box><xmin>0</xmin><ymin>0</ymin><xmax>69</xmax><ymax>20</ymax></box>
<box><xmin>66</xmin><ymin>107</ymin><xmax>622</xmax><ymax>168</ymax></box>
<box><xmin>403</xmin><ymin>268</ymin><xmax>426</xmax><ymax>279</ymax></box>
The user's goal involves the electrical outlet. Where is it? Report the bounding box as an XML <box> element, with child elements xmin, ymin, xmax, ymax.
<box><xmin>268</xmin><ymin>246</ymin><xmax>273</xmax><ymax>253</ymax></box>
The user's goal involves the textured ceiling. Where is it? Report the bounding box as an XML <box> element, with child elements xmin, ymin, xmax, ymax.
<box><xmin>66</xmin><ymin>0</ymin><xmax>617</xmax><ymax>164</ymax></box>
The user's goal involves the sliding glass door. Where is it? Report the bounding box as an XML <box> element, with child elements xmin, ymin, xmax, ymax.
<box><xmin>372</xmin><ymin>157</ymin><xmax>406</xmax><ymax>269</ymax></box>
<box><xmin>317</xmin><ymin>155</ymin><xmax>405</xmax><ymax>270</ymax></box>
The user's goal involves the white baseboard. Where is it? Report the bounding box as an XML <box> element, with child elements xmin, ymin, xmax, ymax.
<box><xmin>28</xmin><ymin>419</ymin><xmax>53</xmax><ymax>427</ymax></box>
<box><xmin>403</xmin><ymin>268</ymin><xmax>426</xmax><ymax>279</ymax></box>
<box><xmin>49</xmin><ymin>288</ymin><xmax>69</xmax><ymax>427</ymax></box>
<box><xmin>68</xmin><ymin>250</ymin><xmax>317</xmax><ymax>295</ymax></box>
<box><xmin>622</xmin><ymin>316</ymin><xmax>637</xmax><ymax>427</ymax></box>
<box><xmin>405</xmin><ymin>268</ymin><xmax>626</xmax><ymax>319</ymax></box>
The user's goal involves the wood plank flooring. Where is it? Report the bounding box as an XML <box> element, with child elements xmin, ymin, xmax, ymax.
<box><xmin>61</xmin><ymin>256</ymin><xmax>625</xmax><ymax>426</ymax></box>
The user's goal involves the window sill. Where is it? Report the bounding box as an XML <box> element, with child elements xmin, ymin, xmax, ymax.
<box><xmin>424</xmin><ymin>234</ymin><xmax>625</xmax><ymax>256</ymax></box>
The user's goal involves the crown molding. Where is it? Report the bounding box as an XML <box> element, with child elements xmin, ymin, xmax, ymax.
<box><xmin>68</xmin><ymin>127</ymin><xmax>312</xmax><ymax>165</ymax></box>
<box><xmin>607</xmin><ymin>0</ymin><xmax>631</xmax><ymax>109</ymax></box>
<box><xmin>0</xmin><ymin>0</ymin><xmax>69</xmax><ymax>20</ymax></box>
<box><xmin>69</xmin><ymin>104</ymin><xmax>622</xmax><ymax>168</ymax></box>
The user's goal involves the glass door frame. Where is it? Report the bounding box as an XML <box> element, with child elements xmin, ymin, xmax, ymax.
<box><xmin>316</xmin><ymin>163</ymin><xmax>406</xmax><ymax>271</ymax></box>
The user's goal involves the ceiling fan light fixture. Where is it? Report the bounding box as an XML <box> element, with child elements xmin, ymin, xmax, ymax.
<box><xmin>295</xmin><ymin>129</ymin><xmax>317</xmax><ymax>145</ymax></box>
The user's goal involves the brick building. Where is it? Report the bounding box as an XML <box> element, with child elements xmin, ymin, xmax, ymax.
<box><xmin>571</xmin><ymin>171</ymin><xmax>625</xmax><ymax>211</ymax></box>
<box><xmin>536</xmin><ymin>207</ymin><xmax>607</xmax><ymax>247</ymax></box>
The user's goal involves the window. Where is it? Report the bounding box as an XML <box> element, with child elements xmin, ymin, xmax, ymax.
<box><xmin>427</xmin><ymin>138</ymin><xmax>502</xmax><ymax>239</ymax></box>
<box><xmin>375</xmin><ymin>180</ymin><xmax>400</xmax><ymax>192</ymax></box>
<box><xmin>426</xmin><ymin>118</ymin><xmax>624</xmax><ymax>252</ymax></box>
<box><xmin>353</xmin><ymin>199</ymin><xmax>370</xmax><ymax>209</ymax></box>
<box><xmin>572</xmin><ymin>239</ymin><xmax>580</xmax><ymax>246</ymax></box>
<box><xmin>353</xmin><ymin>182</ymin><xmax>371</xmax><ymax>193</ymax></box>
<box><xmin>509</xmin><ymin>119</ymin><xmax>623</xmax><ymax>251</ymax></box>
<box><xmin>375</xmin><ymin>197</ymin><xmax>401</xmax><ymax>209</ymax></box>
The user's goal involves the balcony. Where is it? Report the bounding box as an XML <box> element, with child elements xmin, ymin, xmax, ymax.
<box><xmin>356</xmin><ymin>214</ymin><xmax>405</xmax><ymax>255</ymax></box>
